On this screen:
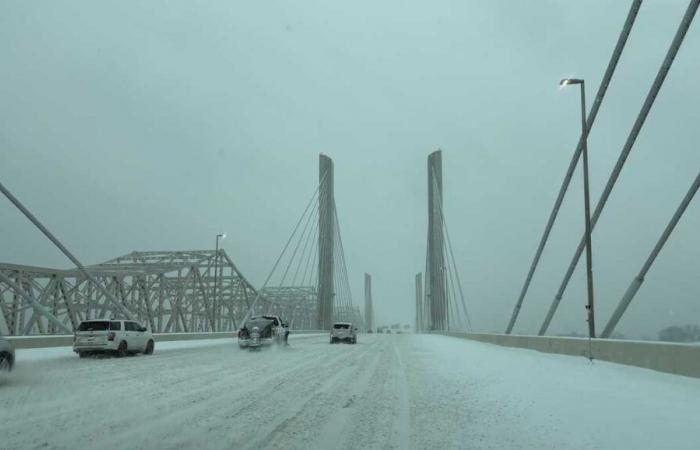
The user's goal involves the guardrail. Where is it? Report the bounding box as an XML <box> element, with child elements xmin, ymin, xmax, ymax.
<box><xmin>7</xmin><ymin>330</ymin><xmax>327</xmax><ymax>349</ymax></box>
<box><xmin>439</xmin><ymin>332</ymin><xmax>700</xmax><ymax>379</ymax></box>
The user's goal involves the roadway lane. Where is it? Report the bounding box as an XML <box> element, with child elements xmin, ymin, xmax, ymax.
<box><xmin>2</xmin><ymin>334</ymin><xmax>699</xmax><ymax>449</ymax></box>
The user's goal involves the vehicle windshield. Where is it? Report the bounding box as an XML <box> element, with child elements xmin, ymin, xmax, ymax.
<box><xmin>244</xmin><ymin>317</ymin><xmax>274</xmax><ymax>331</ymax></box>
<box><xmin>333</xmin><ymin>324</ymin><xmax>350</xmax><ymax>329</ymax></box>
<box><xmin>262</xmin><ymin>315</ymin><xmax>279</xmax><ymax>325</ymax></box>
<box><xmin>77</xmin><ymin>321</ymin><xmax>109</xmax><ymax>331</ymax></box>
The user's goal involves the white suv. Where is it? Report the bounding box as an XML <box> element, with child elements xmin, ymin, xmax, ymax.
<box><xmin>330</xmin><ymin>322</ymin><xmax>357</xmax><ymax>344</ymax></box>
<box><xmin>73</xmin><ymin>319</ymin><xmax>154</xmax><ymax>358</ymax></box>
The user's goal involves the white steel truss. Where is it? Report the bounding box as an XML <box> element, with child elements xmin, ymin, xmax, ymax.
<box><xmin>0</xmin><ymin>250</ymin><xmax>263</xmax><ymax>335</ymax></box>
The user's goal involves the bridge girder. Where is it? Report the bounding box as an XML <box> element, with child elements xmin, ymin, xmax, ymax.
<box><xmin>0</xmin><ymin>250</ymin><xmax>260</xmax><ymax>335</ymax></box>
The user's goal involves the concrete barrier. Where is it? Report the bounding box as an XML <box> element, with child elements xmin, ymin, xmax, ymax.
<box><xmin>440</xmin><ymin>332</ymin><xmax>700</xmax><ymax>379</ymax></box>
<box><xmin>7</xmin><ymin>330</ymin><xmax>326</xmax><ymax>349</ymax></box>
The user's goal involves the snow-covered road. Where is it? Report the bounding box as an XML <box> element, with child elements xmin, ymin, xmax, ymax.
<box><xmin>2</xmin><ymin>334</ymin><xmax>699</xmax><ymax>450</ymax></box>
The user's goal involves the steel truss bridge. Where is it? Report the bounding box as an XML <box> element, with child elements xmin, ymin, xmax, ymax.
<box><xmin>0</xmin><ymin>250</ymin><xmax>262</xmax><ymax>335</ymax></box>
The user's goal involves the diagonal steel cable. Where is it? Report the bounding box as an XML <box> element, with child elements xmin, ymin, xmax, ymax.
<box><xmin>539</xmin><ymin>0</ymin><xmax>700</xmax><ymax>335</ymax></box>
<box><xmin>506</xmin><ymin>0</ymin><xmax>643</xmax><ymax>334</ymax></box>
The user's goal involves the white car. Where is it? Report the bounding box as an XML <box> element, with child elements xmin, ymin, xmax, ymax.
<box><xmin>330</xmin><ymin>322</ymin><xmax>357</xmax><ymax>344</ymax></box>
<box><xmin>0</xmin><ymin>334</ymin><xmax>14</xmax><ymax>371</ymax></box>
<box><xmin>73</xmin><ymin>319</ymin><xmax>154</xmax><ymax>358</ymax></box>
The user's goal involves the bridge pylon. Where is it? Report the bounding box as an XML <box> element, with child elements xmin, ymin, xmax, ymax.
<box><xmin>415</xmin><ymin>272</ymin><xmax>424</xmax><ymax>332</ymax></box>
<box><xmin>364</xmin><ymin>273</ymin><xmax>374</xmax><ymax>333</ymax></box>
<box><xmin>426</xmin><ymin>150</ymin><xmax>447</xmax><ymax>330</ymax></box>
<box><xmin>317</xmin><ymin>154</ymin><xmax>335</xmax><ymax>330</ymax></box>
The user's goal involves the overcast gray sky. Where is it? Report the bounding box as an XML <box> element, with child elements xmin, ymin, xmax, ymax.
<box><xmin>1</xmin><ymin>0</ymin><xmax>699</xmax><ymax>338</ymax></box>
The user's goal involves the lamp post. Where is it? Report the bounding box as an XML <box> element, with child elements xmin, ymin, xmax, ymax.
<box><xmin>213</xmin><ymin>233</ymin><xmax>226</xmax><ymax>331</ymax></box>
<box><xmin>560</xmin><ymin>78</ymin><xmax>596</xmax><ymax>339</ymax></box>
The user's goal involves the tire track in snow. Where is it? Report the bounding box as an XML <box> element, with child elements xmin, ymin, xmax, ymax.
<box><xmin>393</xmin><ymin>342</ymin><xmax>410</xmax><ymax>450</ymax></box>
<box><xmin>242</xmin><ymin>338</ymin><xmax>382</xmax><ymax>449</ymax></box>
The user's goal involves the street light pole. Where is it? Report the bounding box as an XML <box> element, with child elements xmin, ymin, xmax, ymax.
<box><xmin>213</xmin><ymin>233</ymin><xmax>226</xmax><ymax>332</ymax></box>
<box><xmin>560</xmin><ymin>78</ymin><xmax>596</xmax><ymax>340</ymax></box>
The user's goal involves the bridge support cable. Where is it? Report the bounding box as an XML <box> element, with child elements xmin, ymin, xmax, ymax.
<box><xmin>538</xmin><ymin>0</ymin><xmax>700</xmax><ymax>335</ymax></box>
<box><xmin>445</xmin><ymin>229</ymin><xmax>472</xmax><ymax>332</ymax></box>
<box><xmin>0</xmin><ymin>180</ymin><xmax>138</xmax><ymax>325</ymax></box>
<box><xmin>505</xmin><ymin>0</ymin><xmax>643</xmax><ymax>334</ymax></box>
<box><xmin>245</xmin><ymin>154</ymin><xmax>358</xmax><ymax>330</ymax></box>
<box><xmin>601</xmin><ymin>171</ymin><xmax>700</xmax><ymax>338</ymax></box>
<box><xmin>240</xmin><ymin>171</ymin><xmax>327</xmax><ymax>326</ymax></box>
<box><xmin>431</xmin><ymin>165</ymin><xmax>473</xmax><ymax>332</ymax></box>
<box><xmin>422</xmin><ymin>152</ymin><xmax>472</xmax><ymax>332</ymax></box>
<box><xmin>279</xmin><ymin>197</ymin><xmax>319</xmax><ymax>287</ymax></box>
<box><xmin>291</xmin><ymin>202</ymin><xmax>320</xmax><ymax>287</ymax></box>
<box><xmin>332</xmin><ymin>204</ymin><xmax>361</xmax><ymax>327</ymax></box>
<box><xmin>438</xmin><ymin>187</ymin><xmax>473</xmax><ymax>332</ymax></box>
<box><xmin>301</xmin><ymin>222</ymin><xmax>320</xmax><ymax>287</ymax></box>
<box><xmin>262</xmin><ymin>191</ymin><xmax>323</xmax><ymax>327</ymax></box>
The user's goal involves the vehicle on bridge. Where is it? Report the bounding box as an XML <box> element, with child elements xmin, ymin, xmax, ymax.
<box><xmin>330</xmin><ymin>322</ymin><xmax>357</xmax><ymax>344</ymax></box>
<box><xmin>0</xmin><ymin>334</ymin><xmax>14</xmax><ymax>371</ymax></box>
<box><xmin>73</xmin><ymin>320</ymin><xmax>154</xmax><ymax>358</ymax></box>
<box><xmin>238</xmin><ymin>315</ymin><xmax>289</xmax><ymax>350</ymax></box>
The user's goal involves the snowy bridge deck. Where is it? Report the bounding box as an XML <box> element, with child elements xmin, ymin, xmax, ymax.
<box><xmin>1</xmin><ymin>334</ymin><xmax>698</xmax><ymax>450</ymax></box>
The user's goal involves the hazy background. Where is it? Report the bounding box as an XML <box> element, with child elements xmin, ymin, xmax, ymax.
<box><xmin>1</xmin><ymin>0</ymin><xmax>698</xmax><ymax>338</ymax></box>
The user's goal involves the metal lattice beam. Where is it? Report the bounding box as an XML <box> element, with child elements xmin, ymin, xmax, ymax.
<box><xmin>0</xmin><ymin>250</ymin><xmax>260</xmax><ymax>335</ymax></box>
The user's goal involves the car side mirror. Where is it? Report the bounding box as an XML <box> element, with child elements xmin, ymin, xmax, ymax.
<box><xmin>140</xmin><ymin>327</ymin><xmax>147</xmax><ymax>332</ymax></box>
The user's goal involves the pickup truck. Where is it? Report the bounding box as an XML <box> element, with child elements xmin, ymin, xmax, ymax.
<box><xmin>237</xmin><ymin>314</ymin><xmax>289</xmax><ymax>350</ymax></box>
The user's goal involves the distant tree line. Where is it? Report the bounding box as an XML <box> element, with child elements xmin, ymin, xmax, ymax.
<box><xmin>658</xmin><ymin>324</ymin><xmax>700</xmax><ymax>343</ymax></box>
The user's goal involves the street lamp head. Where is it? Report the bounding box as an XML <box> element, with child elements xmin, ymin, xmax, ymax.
<box><xmin>217</xmin><ymin>233</ymin><xmax>227</xmax><ymax>239</ymax></box>
<box><xmin>560</xmin><ymin>78</ymin><xmax>583</xmax><ymax>87</ymax></box>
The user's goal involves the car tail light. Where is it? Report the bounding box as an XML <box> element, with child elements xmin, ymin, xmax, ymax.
<box><xmin>107</xmin><ymin>332</ymin><xmax>116</xmax><ymax>341</ymax></box>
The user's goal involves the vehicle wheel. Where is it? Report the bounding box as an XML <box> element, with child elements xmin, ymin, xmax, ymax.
<box><xmin>144</xmin><ymin>340</ymin><xmax>154</xmax><ymax>355</ymax></box>
<box><xmin>0</xmin><ymin>352</ymin><xmax>13</xmax><ymax>371</ymax></box>
<box><xmin>78</xmin><ymin>351</ymin><xmax>88</xmax><ymax>359</ymax></box>
<box><xmin>116</xmin><ymin>341</ymin><xmax>127</xmax><ymax>358</ymax></box>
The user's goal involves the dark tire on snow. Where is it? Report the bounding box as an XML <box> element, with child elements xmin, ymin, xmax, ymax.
<box><xmin>78</xmin><ymin>351</ymin><xmax>88</xmax><ymax>359</ymax></box>
<box><xmin>116</xmin><ymin>341</ymin><xmax>128</xmax><ymax>358</ymax></box>
<box><xmin>144</xmin><ymin>340</ymin><xmax>154</xmax><ymax>355</ymax></box>
<box><xmin>0</xmin><ymin>352</ymin><xmax>13</xmax><ymax>371</ymax></box>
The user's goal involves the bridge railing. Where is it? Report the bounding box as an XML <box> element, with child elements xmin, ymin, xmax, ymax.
<box><xmin>438</xmin><ymin>331</ymin><xmax>700</xmax><ymax>379</ymax></box>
